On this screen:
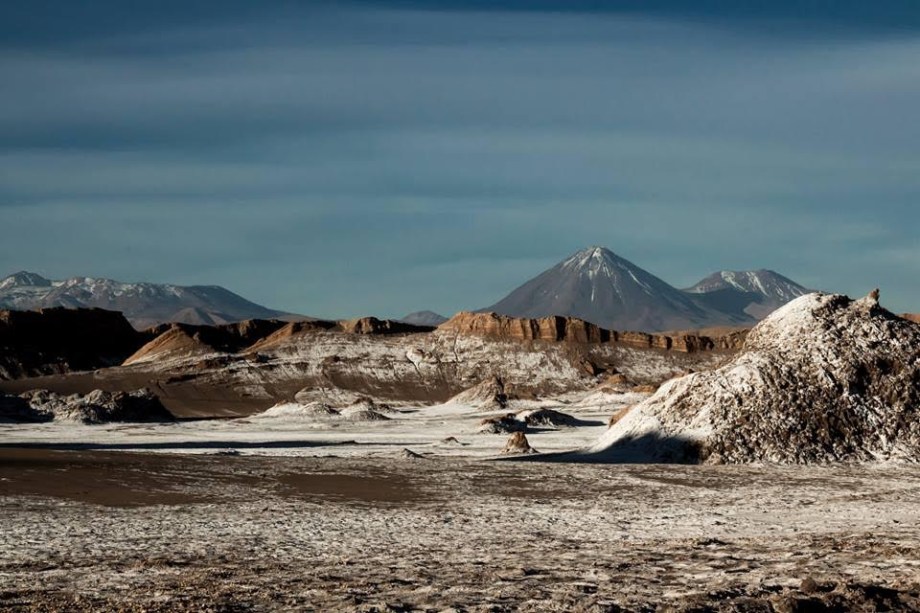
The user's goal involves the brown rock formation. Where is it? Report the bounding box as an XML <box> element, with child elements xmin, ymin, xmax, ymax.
<box><xmin>440</xmin><ymin>312</ymin><xmax>609</xmax><ymax>343</ymax></box>
<box><xmin>338</xmin><ymin>317</ymin><xmax>434</xmax><ymax>335</ymax></box>
<box><xmin>449</xmin><ymin>375</ymin><xmax>509</xmax><ymax>409</ymax></box>
<box><xmin>502</xmin><ymin>432</ymin><xmax>537</xmax><ymax>454</ymax></box>
<box><xmin>518</xmin><ymin>408</ymin><xmax>579</xmax><ymax>428</ymax></box>
<box><xmin>244</xmin><ymin>317</ymin><xmax>430</xmax><ymax>352</ymax></box>
<box><xmin>902</xmin><ymin>313</ymin><xmax>920</xmax><ymax>324</ymax></box>
<box><xmin>441</xmin><ymin>311</ymin><xmax>747</xmax><ymax>354</ymax></box>
<box><xmin>478</xmin><ymin>413</ymin><xmax>526</xmax><ymax>434</ymax></box>
<box><xmin>245</xmin><ymin>320</ymin><xmax>340</xmax><ymax>352</ymax></box>
<box><xmin>0</xmin><ymin>308</ymin><xmax>145</xmax><ymax>379</ymax></box>
<box><xmin>125</xmin><ymin>319</ymin><xmax>289</xmax><ymax>365</ymax></box>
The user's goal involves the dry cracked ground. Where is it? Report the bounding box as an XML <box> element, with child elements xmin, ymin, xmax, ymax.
<box><xmin>3</xmin><ymin>449</ymin><xmax>920</xmax><ymax>611</ymax></box>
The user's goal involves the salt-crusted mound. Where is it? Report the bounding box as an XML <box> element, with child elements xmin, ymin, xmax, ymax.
<box><xmin>339</xmin><ymin>400</ymin><xmax>392</xmax><ymax>421</ymax></box>
<box><xmin>257</xmin><ymin>401</ymin><xmax>340</xmax><ymax>420</ymax></box>
<box><xmin>588</xmin><ymin>292</ymin><xmax>920</xmax><ymax>464</ymax></box>
<box><xmin>449</xmin><ymin>376</ymin><xmax>509</xmax><ymax>410</ymax></box>
<box><xmin>10</xmin><ymin>388</ymin><xmax>174</xmax><ymax>424</ymax></box>
<box><xmin>256</xmin><ymin>398</ymin><xmax>392</xmax><ymax>422</ymax></box>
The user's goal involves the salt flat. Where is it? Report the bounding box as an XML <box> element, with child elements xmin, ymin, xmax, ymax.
<box><xmin>2</xmin><ymin>450</ymin><xmax>920</xmax><ymax>611</ymax></box>
<box><xmin>0</xmin><ymin>391</ymin><xmax>636</xmax><ymax>458</ymax></box>
<box><xmin>3</xmin><ymin>388</ymin><xmax>920</xmax><ymax>610</ymax></box>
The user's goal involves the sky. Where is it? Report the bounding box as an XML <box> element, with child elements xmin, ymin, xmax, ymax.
<box><xmin>1</xmin><ymin>1</ymin><xmax>918</xmax><ymax>318</ymax></box>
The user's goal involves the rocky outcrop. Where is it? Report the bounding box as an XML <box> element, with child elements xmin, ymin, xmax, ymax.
<box><xmin>441</xmin><ymin>311</ymin><xmax>746</xmax><ymax>354</ymax></box>
<box><xmin>242</xmin><ymin>320</ymin><xmax>339</xmax><ymax>352</ymax></box>
<box><xmin>5</xmin><ymin>388</ymin><xmax>174</xmax><ymax>424</ymax></box>
<box><xmin>338</xmin><ymin>317</ymin><xmax>434</xmax><ymax>335</ymax></box>
<box><xmin>242</xmin><ymin>318</ymin><xmax>430</xmax><ymax>353</ymax></box>
<box><xmin>125</xmin><ymin>319</ymin><xmax>288</xmax><ymax>365</ymax></box>
<box><xmin>517</xmin><ymin>408</ymin><xmax>580</xmax><ymax>428</ymax></box>
<box><xmin>502</xmin><ymin>432</ymin><xmax>537</xmax><ymax>454</ymax></box>
<box><xmin>128</xmin><ymin>315</ymin><xmax>427</xmax><ymax>363</ymax></box>
<box><xmin>589</xmin><ymin>292</ymin><xmax>920</xmax><ymax>464</ymax></box>
<box><xmin>440</xmin><ymin>312</ymin><xmax>609</xmax><ymax>343</ymax></box>
<box><xmin>903</xmin><ymin>313</ymin><xmax>920</xmax><ymax>324</ymax></box>
<box><xmin>449</xmin><ymin>376</ymin><xmax>509</xmax><ymax>410</ymax></box>
<box><xmin>0</xmin><ymin>308</ymin><xmax>145</xmax><ymax>379</ymax></box>
<box><xmin>478</xmin><ymin>414</ymin><xmax>527</xmax><ymax>434</ymax></box>
<box><xmin>609</xmin><ymin>329</ymin><xmax>748</xmax><ymax>352</ymax></box>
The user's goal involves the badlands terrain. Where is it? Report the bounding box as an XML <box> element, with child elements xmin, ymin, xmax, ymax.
<box><xmin>2</xmin><ymin>291</ymin><xmax>920</xmax><ymax>610</ymax></box>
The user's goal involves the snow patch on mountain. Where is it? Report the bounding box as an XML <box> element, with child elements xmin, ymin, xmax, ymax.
<box><xmin>0</xmin><ymin>271</ymin><xmax>290</xmax><ymax>328</ymax></box>
<box><xmin>484</xmin><ymin>247</ymin><xmax>717</xmax><ymax>332</ymax></box>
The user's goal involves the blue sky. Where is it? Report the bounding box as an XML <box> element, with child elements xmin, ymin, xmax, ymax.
<box><xmin>1</xmin><ymin>1</ymin><xmax>918</xmax><ymax>317</ymax></box>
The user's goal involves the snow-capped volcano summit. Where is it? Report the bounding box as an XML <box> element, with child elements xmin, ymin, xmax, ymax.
<box><xmin>0</xmin><ymin>271</ymin><xmax>52</xmax><ymax>291</ymax></box>
<box><xmin>685</xmin><ymin>269</ymin><xmax>809</xmax><ymax>302</ymax></box>
<box><xmin>483</xmin><ymin>247</ymin><xmax>715</xmax><ymax>332</ymax></box>
<box><xmin>685</xmin><ymin>269</ymin><xmax>811</xmax><ymax>320</ymax></box>
<box><xmin>482</xmin><ymin>247</ymin><xmax>811</xmax><ymax>332</ymax></box>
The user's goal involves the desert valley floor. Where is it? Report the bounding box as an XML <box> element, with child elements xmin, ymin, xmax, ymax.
<box><xmin>4</xmin><ymin>393</ymin><xmax>920</xmax><ymax>612</ymax></box>
<box><xmin>3</xmin><ymin>294</ymin><xmax>920</xmax><ymax>610</ymax></box>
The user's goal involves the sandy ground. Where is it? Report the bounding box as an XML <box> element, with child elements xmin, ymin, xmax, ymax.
<box><xmin>3</xmin><ymin>449</ymin><xmax>920</xmax><ymax>611</ymax></box>
<box><xmin>3</xmin><ymin>395</ymin><xmax>920</xmax><ymax>611</ymax></box>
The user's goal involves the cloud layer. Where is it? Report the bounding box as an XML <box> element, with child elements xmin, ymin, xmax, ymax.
<box><xmin>1</xmin><ymin>3</ymin><xmax>918</xmax><ymax>316</ymax></box>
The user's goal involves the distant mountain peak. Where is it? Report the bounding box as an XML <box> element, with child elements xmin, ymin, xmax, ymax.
<box><xmin>0</xmin><ymin>271</ymin><xmax>296</xmax><ymax>328</ymax></box>
<box><xmin>483</xmin><ymin>246</ymin><xmax>712</xmax><ymax>332</ymax></box>
<box><xmin>400</xmin><ymin>310</ymin><xmax>448</xmax><ymax>326</ymax></box>
<box><xmin>562</xmin><ymin>246</ymin><xmax>627</xmax><ymax>267</ymax></box>
<box><xmin>482</xmin><ymin>247</ymin><xmax>812</xmax><ymax>332</ymax></box>
<box><xmin>685</xmin><ymin>269</ymin><xmax>810</xmax><ymax>302</ymax></box>
<box><xmin>0</xmin><ymin>271</ymin><xmax>52</xmax><ymax>290</ymax></box>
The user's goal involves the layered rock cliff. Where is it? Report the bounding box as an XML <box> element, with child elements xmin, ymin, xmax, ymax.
<box><xmin>439</xmin><ymin>312</ymin><xmax>747</xmax><ymax>353</ymax></box>
<box><xmin>439</xmin><ymin>312</ymin><xmax>609</xmax><ymax>343</ymax></box>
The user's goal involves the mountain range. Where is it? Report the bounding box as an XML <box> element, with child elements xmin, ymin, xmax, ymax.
<box><xmin>483</xmin><ymin>247</ymin><xmax>811</xmax><ymax>332</ymax></box>
<box><xmin>400</xmin><ymin>311</ymin><xmax>449</xmax><ymax>326</ymax></box>
<box><xmin>0</xmin><ymin>271</ymin><xmax>295</xmax><ymax>330</ymax></box>
<box><xmin>2</xmin><ymin>248</ymin><xmax>811</xmax><ymax>332</ymax></box>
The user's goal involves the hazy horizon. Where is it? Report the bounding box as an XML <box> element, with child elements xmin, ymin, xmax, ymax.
<box><xmin>2</xmin><ymin>1</ymin><xmax>918</xmax><ymax>317</ymax></box>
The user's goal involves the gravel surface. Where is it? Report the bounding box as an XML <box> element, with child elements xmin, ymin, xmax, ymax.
<box><xmin>3</xmin><ymin>450</ymin><xmax>920</xmax><ymax>611</ymax></box>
